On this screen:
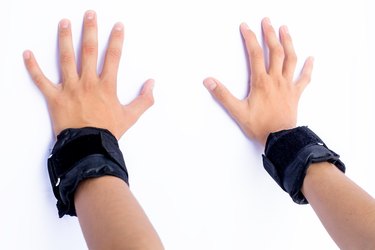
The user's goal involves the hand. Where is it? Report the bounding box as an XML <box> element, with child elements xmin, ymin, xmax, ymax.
<box><xmin>204</xmin><ymin>18</ymin><xmax>313</xmax><ymax>146</ymax></box>
<box><xmin>24</xmin><ymin>10</ymin><xmax>154</xmax><ymax>140</ymax></box>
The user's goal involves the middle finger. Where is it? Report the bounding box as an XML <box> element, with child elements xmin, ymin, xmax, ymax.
<box><xmin>81</xmin><ymin>10</ymin><xmax>98</xmax><ymax>76</ymax></box>
<box><xmin>262</xmin><ymin>18</ymin><xmax>284</xmax><ymax>75</ymax></box>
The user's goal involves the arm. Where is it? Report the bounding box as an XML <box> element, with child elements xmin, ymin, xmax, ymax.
<box><xmin>75</xmin><ymin>176</ymin><xmax>163</xmax><ymax>250</ymax></box>
<box><xmin>302</xmin><ymin>162</ymin><xmax>375</xmax><ymax>249</ymax></box>
<box><xmin>204</xmin><ymin>17</ymin><xmax>375</xmax><ymax>248</ymax></box>
<box><xmin>24</xmin><ymin>10</ymin><xmax>163</xmax><ymax>250</ymax></box>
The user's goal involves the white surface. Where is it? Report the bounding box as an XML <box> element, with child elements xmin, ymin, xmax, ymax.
<box><xmin>1</xmin><ymin>0</ymin><xmax>374</xmax><ymax>249</ymax></box>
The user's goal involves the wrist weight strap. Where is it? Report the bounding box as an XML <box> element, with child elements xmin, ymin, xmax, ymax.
<box><xmin>262</xmin><ymin>126</ymin><xmax>346</xmax><ymax>204</ymax></box>
<box><xmin>48</xmin><ymin>127</ymin><xmax>128</xmax><ymax>217</ymax></box>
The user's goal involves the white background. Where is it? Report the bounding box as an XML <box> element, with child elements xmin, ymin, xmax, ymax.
<box><xmin>1</xmin><ymin>0</ymin><xmax>374</xmax><ymax>249</ymax></box>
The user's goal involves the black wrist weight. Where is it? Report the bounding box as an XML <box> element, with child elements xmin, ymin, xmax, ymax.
<box><xmin>262</xmin><ymin>126</ymin><xmax>346</xmax><ymax>204</ymax></box>
<box><xmin>48</xmin><ymin>127</ymin><xmax>128</xmax><ymax>217</ymax></box>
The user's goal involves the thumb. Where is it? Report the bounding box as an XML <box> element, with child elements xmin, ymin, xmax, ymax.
<box><xmin>124</xmin><ymin>79</ymin><xmax>155</xmax><ymax>119</ymax></box>
<box><xmin>203</xmin><ymin>77</ymin><xmax>243</xmax><ymax>118</ymax></box>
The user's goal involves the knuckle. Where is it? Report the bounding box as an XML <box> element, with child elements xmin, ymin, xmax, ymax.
<box><xmin>63</xmin><ymin>74</ymin><xmax>79</xmax><ymax>83</ymax></box>
<box><xmin>83</xmin><ymin>43</ymin><xmax>97</xmax><ymax>56</ymax></box>
<box><xmin>106</xmin><ymin>47</ymin><xmax>122</xmax><ymax>60</ymax></box>
<box><xmin>60</xmin><ymin>52</ymin><xmax>75</xmax><ymax>64</ymax></box>
<box><xmin>82</xmin><ymin>75</ymin><xmax>99</xmax><ymax>86</ymax></box>
<box><xmin>32</xmin><ymin>73</ymin><xmax>45</xmax><ymax>86</ymax></box>
<box><xmin>286</xmin><ymin>51</ymin><xmax>297</xmax><ymax>63</ymax></box>
<box><xmin>251</xmin><ymin>48</ymin><xmax>264</xmax><ymax>61</ymax></box>
<box><xmin>99</xmin><ymin>77</ymin><xmax>112</xmax><ymax>87</ymax></box>
<box><xmin>251</xmin><ymin>74</ymin><xmax>269</xmax><ymax>88</ymax></box>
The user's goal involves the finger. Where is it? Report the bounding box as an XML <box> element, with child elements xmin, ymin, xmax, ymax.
<box><xmin>101</xmin><ymin>22</ymin><xmax>124</xmax><ymax>84</ymax></box>
<box><xmin>262</xmin><ymin>18</ymin><xmax>284</xmax><ymax>75</ymax></box>
<box><xmin>81</xmin><ymin>10</ymin><xmax>98</xmax><ymax>75</ymax></box>
<box><xmin>23</xmin><ymin>50</ymin><xmax>55</xmax><ymax>98</ymax></box>
<box><xmin>58</xmin><ymin>19</ymin><xmax>78</xmax><ymax>81</ymax></box>
<box><xmin>296</xmin><ymin>57</ymin><xmax>314</xmax><ymax>93</ymax></box>
<box><xmin>203</xmin><ymin>77</ymin><xmax>243</xmax><ymax>119</ymax></box>
<box><xmin>123</xmin><ymin>79</ymin><xmax>155</xmax><ymax>120</ymax></box>
<box><xmin>240</xmin><ymin>23</ymin><xmax>266</xmax><ymax>77</ymax></box>
<box><xmin>280</xmin><ymin>25</ymin><xmax>297</xmax><ymax>80</ymax></box>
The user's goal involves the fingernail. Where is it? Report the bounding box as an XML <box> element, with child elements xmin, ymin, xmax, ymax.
<box><xmin>204</xmin><ymin>78</ymin><xmax>217</xmax><ymax>91</ymax></box>
<box><xmin>86</xmin><ymin>10</ymin><xmax>95</xmax><ymax>20</ymax></box>
<box><xmin>23</xmin><ymin>50</ymin><xmax>31</xmax><ymax>60</ymax></box>
<box><xmin>59</xmin><ymin>19</ymin><xmax>70</xmax><ymax>29</ymax></box>
<box><xmin>264</xmin><ymin>17</ymin><xmax>271</xmax><ymax>25</ymax></box>
<box><xmin>114</xmin><ymin>22</ymin><xmax>124</xmax><ymax>32</ymax></box>
<box><xmin>282</xmin><ymin>25</ymin><xmax>289</xmax><ymax>34</ymax></box>
<box><xmin>141</xmin><ymin>80</ymin><xmax>155</xmax><ymax>95</ymax></box>
<box><xmin>240</xmin><ymin>22</ymin><xmax>250</xmax><ymax>30</ymax></box>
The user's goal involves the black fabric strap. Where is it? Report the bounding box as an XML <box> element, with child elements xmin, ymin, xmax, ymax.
<box><xmin>51</xmin><ymin>134</ymin><xmax>106</xmax><ymax>178</ymax></box>
<box><xmin>47</xmin><ymin>127</ymin><xmax>129</xmax><ymax>217</ymax></box>
<box><xmin>262</xmin><ymin>126</ymin><xmax>346</xmax><ymax>204</ymax></box>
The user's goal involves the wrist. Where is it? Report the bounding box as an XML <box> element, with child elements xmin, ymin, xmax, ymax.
<box><xmin>262</xmin><ymin>126</ymin><xmax>346</xmax><ymax>204</ymax></box>
<box><xmin>259</xmin><ymin>125</ymin><xmax>298</xmax><ymax>146</ymax></box>
<box><xmin>48</xmin><ymin>127</ymin><xmax>128</xmax><ymax>217</ymax></box>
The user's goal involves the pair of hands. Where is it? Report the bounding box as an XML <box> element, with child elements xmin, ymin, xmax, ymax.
<box><xmin>24</xmin><ymin>11</ymin><xmax>313</xmax><ymax>146</ymax></box>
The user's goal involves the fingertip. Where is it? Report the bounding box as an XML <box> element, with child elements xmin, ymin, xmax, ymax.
<box><xmin>240</xmin><ymin>22</ymin><xmax>250</xmax><ymax>31</ymax></box>
<box><xmin>141</xmin><ymin>79</ymin><xmax>155</xmax><ymax>97</ymax></box>
<box><xmin>304</xmin><ymin>56</ymin><xmax>315</xmax><ymax>72</ymax></box>
<box><xmin>143</xmin><ymin>80</ymin><xmax>155</xmax><ymax>106</ymax></box>
<box><xmin>113</xmin><ymin>22</ymin><xmax>124</xmax><ymax>32</ymax></box>
<box><xmin>308</xmin><ymin>56</ymin><xmax>315</xmax><ymax>65</ymax></box>
<box><xmin>23</xmin><ymin>50</ymin><xmax>35</xmax><ymax>71</ymax></box>
<box><xmin>85</xmin><ymin>10</ymin><xmax>96</xmax><ymax>20</ymax></box>
<box><xmin>262</xmin><ymin>17</ymin><xmax>271</xmax><ymax>26</ymax></box>
<box><xmin>146</xmin><ymin>78</ymin><xmax>155</xmax><ymax>90</ymax></box>
<box><xmin>297</xmin><ymin>56</ymin><xmax>315</xmax><ymax>91</ymax></box>
<box><xmin>23</xmin><ymin>50</ymin><xmax>32</xmax><ymax>61</ymax></box>
<box><xmin>59</xmin><ymin>19</ymin><xmax>70</xmax><ymax>29</ymax></box>
<box><xmin>240</xmin><ymin>23</ymin><xmax>252</xmax><ymax>38</ymax></box>
<box><xmin>203</xmin><ymin>77</ymin><xmax>218</xmax><ymax>91</ymax></box>
<box><xmin>280</xmin><ymin>25</ymin><xmax>289</xmax><ymax>35</ymax></box>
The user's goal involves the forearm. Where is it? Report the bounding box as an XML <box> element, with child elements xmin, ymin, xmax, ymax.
<box><xmin>302</xmin><ymin>162</ymin><xmax>375</xmax><ymax>249</ymax></box>
<box><xmin>75</xmin><ymin>176</ymin><xmax>164</xmax><ymax>250</ymax></box>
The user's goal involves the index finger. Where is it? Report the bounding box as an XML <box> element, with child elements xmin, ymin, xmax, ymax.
<box><xmin>240</xmin><ymin>23</ymin><xmax>266</xmax><ymax>77</ymax></box>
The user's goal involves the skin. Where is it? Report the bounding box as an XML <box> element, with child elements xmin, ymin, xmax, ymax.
<box><xmin>24</xmin><ymin>10</ymin><xmax>164</xmax><ymax>250</ymax></box>
<box><xmin>204</xmin><ymin>18</ymin><xmax>375</xmax><ymax>249</ymax></box>
<box><xmin>302</xmin><ymin>163</ymin><xmax>375</xmax><ymax>249</ymax></box>
<box><xmin>23</xmin><ymin>7</ymin><xmax>375</xmax><ymax>249</ymax></box>
<box><xmin>204</xmin><ymin>18</ymin><xmax>313</xmax><ymax>145</ymax></box>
